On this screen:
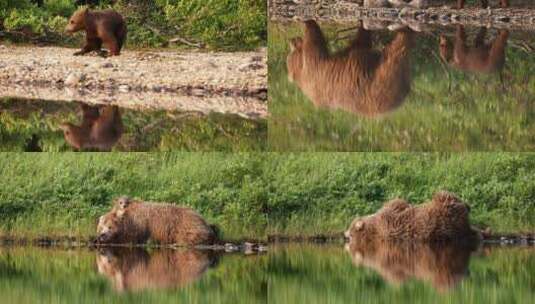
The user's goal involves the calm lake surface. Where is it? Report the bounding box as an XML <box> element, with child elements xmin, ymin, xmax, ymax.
<box><xmin>2</xmin><ymin>243</ymin><xmax>532</xmax><ymax>303</ymax></box>
<box><xmin>0</xmin><ymin>98</ymin><xmax>266</xmax><ymax>151</ymax></box>
<box><xmin>269</xmin><ymin>243</ymin><xmax>535</xmax><ymax>304</ymax></box>
<box><xmin>268</xmin><ymin>22</ymin><xmax>535</xmax><ymax>151</ymax></box>
<box><xmin>0</xmin><ymin>246</ymin><xmax>267</xmax><ymax>304</ymax></box>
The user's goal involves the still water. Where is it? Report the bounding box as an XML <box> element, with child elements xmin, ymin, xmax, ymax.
<box><xmin>1</xmin><ymin>243</ymin><xmax>533</xmax><ymax>303</ymax></box>
<box><xmin>0</xmin><ymin>246</ymin><xmax>267</xmax><ymax>304</ymax></box>
<box><xmin>269</xmin><ymin>243</ymin><xmax>535</xmax><ymax>304</ymax></box>
<box><xmin>0</xmin><ymin>98</ymin><xmax>266</xmax><ymax>151</ymax></box>
<box><xmin>268</xmin><ymin>21</ymin><xmax>535</xmax><ymax>151</ymax></box>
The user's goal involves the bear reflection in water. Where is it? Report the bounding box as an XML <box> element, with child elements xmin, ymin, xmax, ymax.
<box><xmin>96</xmin><ymin>247</ymin><xmax>218</xmax><ymax>292</ymax></box>
<box><xmin>286</xmin><ymin>20</ymin><xmax>413</xmax><ymax>117</ymax></box>
<box><xmin>440</xmin><ymin>25</ymin><xmax>509</xmax><ymax>74</ymax></box>
<box><xmin>345</xmin><ymin>240</ymin><xmax>477</xmax><ymax>292</ymax></box>
<box><xmin>60</xmin><ymin>103</ymin><xmax>123</xmax><ymax>151</ymax></box>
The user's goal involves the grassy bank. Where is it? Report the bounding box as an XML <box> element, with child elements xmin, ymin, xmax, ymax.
<box><xmin>0</xmin><ymin>153</ymin><xmax>268</xmax><ymax>240</ymax></box>
<box><xmin>268</xmin><ymin>22</ymin><xmax>535</xmax><ymax>151</ymax></box>
<box><xmin>1</xmin><ymin>0</ymin><xmax>266</xmax><ymax>51</ymax></box>
<box><xmin>0</xmin><ymin>98</ymin><xmax>267</xmax><ymax>152</ymax></box>
<box><xmin>264</xmin><ymin>153</ymin><xmax>535</xmax><ymax>236</ymax></box>
<box><xmin>1</xmin><ymin>153</ymin><xmax>534</xmax><ymax>240</ymax></box>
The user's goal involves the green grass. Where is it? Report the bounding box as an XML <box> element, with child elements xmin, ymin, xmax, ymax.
<box><xmin>268</xmin><ymin>22</ymin><xmax>535</xmax><ymax>151</ymax></box>
<box><xmin>269</xmin><ymin>244</ymin><xmax>535</xmax><ymax>304</ymax></box>
<box><xmin>1</xmin><ymin>0</ymin><xmax>266</xmax><ymax>51</ymax></box>
<box><xmin>264</xmin><ymin>153</ymin><xmax>535</xmax><ymax>236</ymax></box>
<box><xmin>0</xmin><ymin>153</ymin><xmax>269</xmax><ymax>240</ymax></box>
<box><xmin>0</xmin><ymin>98</ymin><xmax>267</xmax><ymax>152</ymax></box>
<box><xmin>1</xmin><ymin>153</ymin><xmax>534</xmax><ymax>240</ymax></box>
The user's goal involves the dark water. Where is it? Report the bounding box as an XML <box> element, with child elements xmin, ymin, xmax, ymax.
<box><xmin>0</xmin><ymin>98</ymin><xmax>266</xmax><ymax>151</ymax></box>
<box><xmin>0</xmin><ymin>246</ymin><xmax>267</xmax><ymax>304</ymax></box>
<box><xmin>269</xmin><ymin>243</ymin><xmax>535</xmax><ymax>304</ymax></box>
<box><xmin>268</xmin><ymin>21</ymin><xmax>535</xmax><ymax>151</ymax></box>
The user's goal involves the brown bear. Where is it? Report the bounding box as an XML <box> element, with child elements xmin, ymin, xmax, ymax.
<box><xmin>456</xmin><ymin>0</ymin><xmax>508</xmax><ymax>9</ymax></box>
<box><xmin>439</xmin><ymin>25</ymin><xmax>509</xmax><ymax>74</ymax></box>
<box><xmin>345</xmin><ymin>191</ymin><xmax>481</xmax><ymax>242</ymax></box>
<box><xmin>65</xmin><ymin>8</ymin><xmax>127</xmax><ymax>56</ymax></box>
<box><xmin>96</xmin><ymin>197</ymin><xmax>217</xmax><ymax>246</ymax></box>
<box><xmin>345</xmin><ymin>239</ymin><xmax>476</xmax><ymax>291</ymax></box>
<box><xmin>96</xmin><ymin>247</ymin><xmax>217</xmax><ymax>292</ymax></box>
<box><xmin>60</xmin><ymin>103</ymin><xmax>123</xmax><ymax>152</ymax></box>
<box><xmin>287</xmin><ymin>20</ymin><xmax>413</xmax><ymax>117</ymax></box>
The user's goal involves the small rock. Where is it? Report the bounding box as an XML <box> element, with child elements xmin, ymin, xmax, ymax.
<box><xmin>101</xmin><ymin>62</ymin><xmax>114</xmax><ymax>68</ymax></box>
<box><xmin>224</xmin><ymin>243</ymin><xmax>239</xmax><ymax>252</ymax></box>
<box><xmin>65</xmin><ymin>73</ymin><xmax>85</xmax><ymax>86</ymax></box>
<box><xmin>118</xmin><ymin>85</ymin><xmax>130</xmax><ymax>93</ymax></box>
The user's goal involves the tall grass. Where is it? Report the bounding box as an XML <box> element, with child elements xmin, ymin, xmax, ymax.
<box><xmin>0</xmin><ymin>153</ymin><xmax>268</xmax><ymax>240</ymax></box>
<box><xmin>1</xmin><ymin>153</ymin><xmax>534</xmax><ymax>239</ymax></box>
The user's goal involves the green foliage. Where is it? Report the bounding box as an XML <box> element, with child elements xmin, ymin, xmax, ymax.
<box><xmin>264</xmin><ymin>153</ymin><xmax>535</xmax><ymax>236</ymax></box>
<box><xmin>0</xmin><ymin>153</ymin><xmax>269</xmax><ymax>239</ymax></box>
<box><xmin>1</xmin><ymin>0</ymin><xmax>266</xmax><ymax>51</ymax></box>
<box><xmin>0</xmin><ymin>153</ymin><xmax>534</xmax><ymax>239</ymax></box>
<box><xmin>3</xmin><ymin>8</ymin><xmax>45</xmax><ymax>33</ymax></box>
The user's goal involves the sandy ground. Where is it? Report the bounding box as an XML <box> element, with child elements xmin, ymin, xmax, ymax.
<box><xmin>0</xmin><ymin>45</ymin><xmax>267</xmax><ymax>119</ymax></box>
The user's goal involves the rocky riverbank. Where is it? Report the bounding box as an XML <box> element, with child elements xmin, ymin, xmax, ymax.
<box><xmin>0</xmin><ymin>45</ymin><xmax>267</xmax><ymax>119</ymax></box>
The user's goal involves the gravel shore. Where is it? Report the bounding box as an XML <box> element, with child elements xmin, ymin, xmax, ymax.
<box><xmin>0</xmin><ymin>45</ymin><xmax>267</xmax><ymax>119</ymax></box>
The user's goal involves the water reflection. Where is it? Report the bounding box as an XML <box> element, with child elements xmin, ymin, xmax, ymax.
<box><xmin>0</xmin><ymin>98</ymin><xmax>267</xmax><ymax>151</ymax></box>
<box><xmin>270</xmin><ymin>20</ymin><xmax>535</xmax><ymax>151</ymax></box>
<box><xmin>96</xmin><ymin>247</ymin><xmax>218</xmax><ymax>292</ymax></box>
<box><xmin>60</xmin><ymin>104</ymin><xmax>123</xmax><ymax>151</ymax></box>
<box><xmin>439</xmin><ymin>25</ymin><xmax>508</xmax><ymax>74</ymax></box>
<box><xmin>287</xmin><ymin>20</ymin><xmax>413</xmax><ymax>117</ymax></box>
<box><xmin>345</xmin><ymin>240</ymin><xmax>477</xmax><ymax>292</ymax></box>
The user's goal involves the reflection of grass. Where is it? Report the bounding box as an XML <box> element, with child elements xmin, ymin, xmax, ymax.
<box><xmin>268</xmin><ymin>22</ymin><xmax>535</xmax><ymax>151</ymax></box>
<box><xmin>0</xmin><ymin>247</ymin><xmax>267</xmax><ymax>304</ymax></box>
<box><xmin>0</xmin><ymin>98</ymin><xmax>267</xmax><ymax>152</ymax></box>
<box><xmin>0</xmin><ymin>153</ymin><xmax>268</xmax><ymax>240</ymax></box>
<box><xmin>269</xmin><ymin>244</ymin><xmax>535</xmax><ymax>304</ymax></box>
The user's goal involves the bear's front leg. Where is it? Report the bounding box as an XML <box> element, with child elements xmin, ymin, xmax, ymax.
<box><xmin>74</xmin><ymin>38</ymin><xmax>102</xmax><ymax>56</ymax></box>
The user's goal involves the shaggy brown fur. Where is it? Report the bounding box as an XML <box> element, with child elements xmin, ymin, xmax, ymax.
<box><xmin>439</xmin><ymin>25</ymin><xmax>509</xmax><ymax>74</ymax></box>
<box><xmin>456</xmin><ymin>0</ymin><xmax>508</xmax><ymax>8</ymax></box>
<box><xmin>60</xmin><ymin>104</ymin><xmax>123</xmax><ymax>151</ymax></box>
<box><xmin>65</xmin><ymin>8</ymin><xmax>127</xmax><ymax>56</ymax></box>
<box><xmin>97</xmin><ymin>247</ymin><xmax>217</xmax><ymax>292</ymax></box>
<box><xmin>96</xmin><ymin>197</ymin><xmax>217</xmax><ymax>246</ymax></box>
<box><xmin>345</xmin><ymin>239</ymin><xmax>476</xmax><ymax>291</ymax></box>
<box><xmin>345</xmin><ymin>191</ymin><xmax>481</xmax><ymax>241</ymax></box>
<box><xmin>287</xmin><ymin>20</ymin><xmax>413</xmax><ymax>117</ymax></box>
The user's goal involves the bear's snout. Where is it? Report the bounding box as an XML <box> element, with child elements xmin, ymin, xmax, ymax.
<box><xmin>344</xmin><ymin>230</ymin><xmax>351</xmax><ymax>239</ymax></box>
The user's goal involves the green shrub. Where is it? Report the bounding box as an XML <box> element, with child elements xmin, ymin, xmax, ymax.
<box><xmin>3</xmin><ymin>8</ymin><xmax>45</xmax><ymax>33</ymax></box>
<box><xmin>44</xmin><ymin>0</ymin><xmax>76</xmax><ymax>17</ymax></box>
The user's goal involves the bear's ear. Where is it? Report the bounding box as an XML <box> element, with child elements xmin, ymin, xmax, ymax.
<box><xmin>289</xmin><ymin>37</ymin><xmax>303</xmax><ymax>51</ymax></box>
<box><xmin>354</xmin><ymin>221</ymin><xmax>364</xmax><ymax>231</ymax></box>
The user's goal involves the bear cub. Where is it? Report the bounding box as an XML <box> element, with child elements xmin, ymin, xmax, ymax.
<box><xmin>65</xmin><ymin>8</ymin><xmax>127</xmax><ymax>56</ymax></box>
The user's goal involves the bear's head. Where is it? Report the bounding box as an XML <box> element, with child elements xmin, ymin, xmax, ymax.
<box><xmin>113</xmin><ymin>196</ymin><xmax>132</xmax><ymax>216</ymax></box>
<box><xmin>96</xmin><ymin>211</ymin><xmax>124</xmax><ymax>244</ymax></box>
<box><xmin>287</xmin><ymin>37</ymin><xmax>303</xmax><ymax>83</ymax></box>
<box><xmin>65</xmin><ymin>8</ymin><xmax>89</xmax><ymax>33</ymax></box>
<box><xmin>344</xmin><ymin>216</ymin><xmax>377</xmax><ymax>242</ymax></box>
